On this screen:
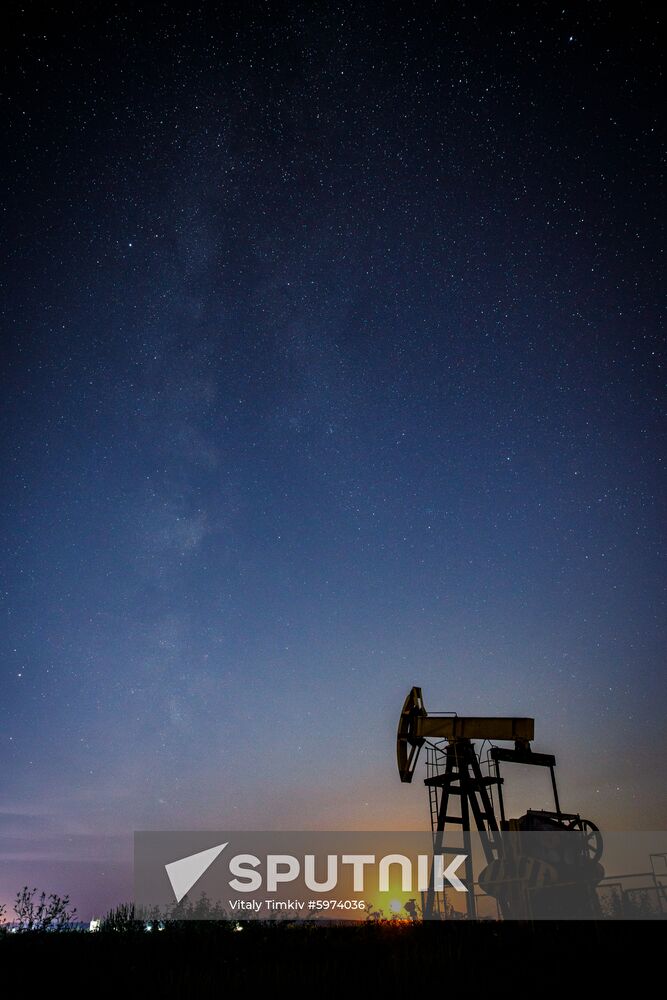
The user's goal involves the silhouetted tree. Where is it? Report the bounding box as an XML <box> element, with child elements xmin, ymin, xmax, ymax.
<box><xmin>13</xmin><ymin>886</ymin><xmax>76</xmax><ymax>931</ymax></box>
<box><xmin>100</xmin><ymin>902</ymin><xmax>143</xmax><ymax>933</ymax></box>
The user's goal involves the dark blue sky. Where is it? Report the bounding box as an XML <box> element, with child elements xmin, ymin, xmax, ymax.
<box><xmin>1</xmin><ymin>1</ymin><xmax>665</xmax><ymax>917</ymax></box>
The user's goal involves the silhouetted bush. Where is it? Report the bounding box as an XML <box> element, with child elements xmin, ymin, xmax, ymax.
<box><xmin>13</xmin><ymin>886</ymin><xmax>76</xmax><ymax>931</ymax></box>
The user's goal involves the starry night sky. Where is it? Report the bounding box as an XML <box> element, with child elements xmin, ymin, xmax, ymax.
<box><xmin>1</xmin><ymin>2</ymin><xmax>665</xmax><ymax>917</ymax></box>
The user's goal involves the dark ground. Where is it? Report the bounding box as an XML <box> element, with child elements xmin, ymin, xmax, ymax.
<box><xmin>1</xmin><ymin>921</ymin><xmax>663</xmax><ymax>994</ymax></box>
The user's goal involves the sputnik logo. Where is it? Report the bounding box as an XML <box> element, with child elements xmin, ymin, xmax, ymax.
<box><xmin>165</xmin><ymin>842</ymin><xmax>228</xmax><ymax>903</ymax></box>
<box><xmin>164</xmin><ymin>842</ymin><xmax>469</xmax><ymax>902</ymax></box>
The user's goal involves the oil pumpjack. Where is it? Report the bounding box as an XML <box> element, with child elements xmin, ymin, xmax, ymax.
<box><xmin>397</xmin><ymin>686</ymin><xmax>604</xmax><ymax>919</ymax></box>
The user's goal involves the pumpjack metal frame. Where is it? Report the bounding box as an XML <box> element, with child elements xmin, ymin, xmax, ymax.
<box><xmin>397</xmin><ymin>686</ymin><xmax>566</xmax><ymax>918</ymax></box>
